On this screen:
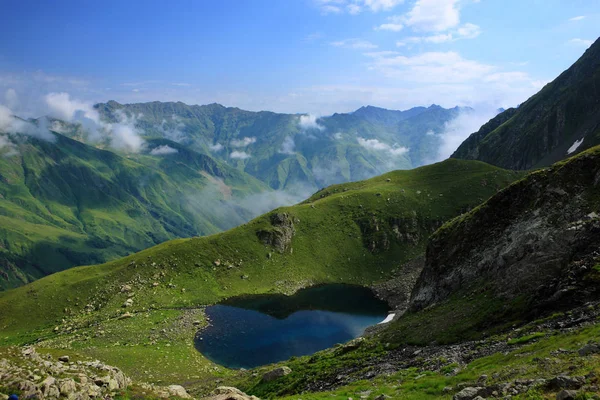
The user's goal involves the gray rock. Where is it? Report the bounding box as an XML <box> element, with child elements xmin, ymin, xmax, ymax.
<box><xmin>207</xmin><ymin>386</ymin><xmax>259</xmax><ymax>400</ymax></box>
<box><xmin>167</xmin><ymin>384</ymin><xmax>191</xmax><ymax>398</ymax></box>
<box><xmin>58</xmin><ymin>355</ymin><xmax>70</xmax><ymax>362</ymax></box>
<box><xmin>262</xmin><ymin>366</ymin><xmax>292</xmax><ymax>382</ymax></box>
<box><xmin>59</xmin><ymin>378</ymin><xmax>77</xmax><ymax>395</ymax></box>
<box><xmin>453</xmin><ymin>387</ymin><xmax>486</xmax><ymax>400</ymax></box>
<box><xmin>556</xmin><ymin>390</ymin><xmax>579</xmax><ymax>400</ymax></box>
<box><xmin>578</xmin><ymin>342</ymin><xmax>600</xmax><ymax>356</ymax></box>
<box><xmin>548</xmin><ymin>375</ymin><xmax>585</xmax><ymax>390</ymax></box>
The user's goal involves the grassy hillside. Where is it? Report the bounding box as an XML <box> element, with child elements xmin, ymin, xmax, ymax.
<box><xmin>226</xmin><ymin>147</ymin><xmax>600</xmax><ymax>400</ymax></box>
<box><xmin>0</xmin><ymin>132</ymin><xmax>267</xmax><ymax>289</ymax></box>
<box><xmin>0</xmin><ymin>159</ymin><xmax>521</xmax><ymax>387</ymax></box>
<box><xmin>452</xmin><ymin>37</ymin><xmax>600</xmax><ymax>169</ymax></box>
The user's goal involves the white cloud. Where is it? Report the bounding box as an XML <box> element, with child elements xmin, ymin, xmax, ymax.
<box><xmin>331</xmin><ymin>39</ymin><xmax>378</xmax><ymax>49</ymax></box>
<box><xmin>457</xmin><ymin>22</ymin><xmax>481</xmax><ymax>39</ymax></box>
<box><xmin>357</xmin><ymin>137</ymin><xmax>408</xmax><ymax>156</ymax></box>
<box><xmin>333</xmin><ymin>132</ymin><xmax>343</xmax><ymax>139</ymax></box>
<box><xmin>45</xmin><ymin>92</ymin><xmax>145</xmax><ymax>152</ymax></box>
<box><xmin>347</xmin><ymin>4</ymin><xmax>362</xmax><ymax>14</ymax></box>
<box><xmin>4</xmin><ymin>89</ymin><xmax>18</xmax><ymax>110</ymax></box>
<box><xmin>298</xmin><ymin>114</ymin><xmax>325</xmax><ymax>130</ymax></box>
<box><xmin>569</xmin><ymin>38</ymin><xmax>593</xmax><ymax>47</ymax></box>
<box><xmin>231</xmin><ymin>136</ymin><xmax>257</xmax><ymax>147</ymax></box>
<box><xmin>316</xmin><ymin>0</ymin><xmax>404</xmax><ymax>14</ymax></box>
<box><xmin>279</xmin><ymin>136</ymin><xmax>296</xmax><ymax>155</ymax></box>
<box><xmin>569</xmin><ymin>16</ymin><xmax>586</xmax><ymax>22</ymax></box>
<box><xmin>403</xmin><ymin>0</ymin><xmax>461</xmax><ymax>32</ymax></box>
<box><xmin>377</xmin><ymin>23</ymin><xmax>404</xmax><ymax>32</ymax></box>
<box><xmin>150</xmin><ymin>145</ymin><xmax>178</xmax><ymax>155</ymax></box>
<box><xmin>159</xmin><ymin>115</ymin><xmax>186</xmax><ymax>142</ymax></box>
<box><xmin>110</xmin><ymin>111</ymin><xmax>145</xmax><ymax>152</ymax></box>
<box><xmin>230</xmin><ymin>150</ymin><xmax>251</xmax><ymax>159</ymax></box>
<box><xmin>209</xmin><ymin>143</ymin><xmax>224</xmax><ymax>152</ymax></box>
<box><xmin>45</xmin><ymin>92</ymin><xmax>98</xmax><ymax>123</ymax></box>
<box><xmin>396</xmin><ymin>23</ymin><xmax>481</xmax><ymax>45</ymax></box>
<box><xmin>436</xmin><ymin>108</ymin><xmax>498</xmax><ymax>161</ymax></box>
<box><xmin>0</xmin><ymin>134</ymin><xmax>18</xmax><ymax>157</ymax></box>
<box><xmin>365</xmin><ymin>51</ymin><xmax>494</xmax><ymax>83</ymax></box>
<box><xmin>0</xmin><ymin>104</ymin><xmax>54</xmax><ymax>141</ymax></box>
<box><xmin>363</xmin><ymin>0</ymin><xmax>404</xmax><ymax>12</ymax></box>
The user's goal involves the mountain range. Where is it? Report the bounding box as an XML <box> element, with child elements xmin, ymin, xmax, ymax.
<box><xmin>94</xmin><ymin>101</ymin><xmax>465</xmax><ymax>190</ymax></box>
<box><xmin>0</xmin><ymin>102</ymin><xmax>464</xmax><ymax>289</ymax></box>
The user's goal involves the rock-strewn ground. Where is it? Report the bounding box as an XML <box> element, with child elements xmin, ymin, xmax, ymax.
<box><xmin>0</xmin><ymin>347</ymin><xmax>194</xmax><ymax>399</ymax></box>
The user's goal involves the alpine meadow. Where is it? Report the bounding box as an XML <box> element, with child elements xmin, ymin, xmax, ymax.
<box><xmin>1</xmin><ymin>2</ymin><xmax>600</xmax><ymax>400</ymax></box>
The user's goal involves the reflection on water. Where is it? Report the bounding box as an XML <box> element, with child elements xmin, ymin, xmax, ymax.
<box><xmin>195</xmin><ymin>284</ymin><xmax>389</xmax><ymax>369</ymax></box>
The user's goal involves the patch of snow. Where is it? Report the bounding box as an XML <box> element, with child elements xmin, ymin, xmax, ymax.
<box><xmin>378</xmin><ymin>313</ymin><xmax>395</xmax><ymax>324</ymax></box>
<box><xmin>567</xmin><ymin>138</ymin><xmax>584</xmax><ymax>154</ymax></box>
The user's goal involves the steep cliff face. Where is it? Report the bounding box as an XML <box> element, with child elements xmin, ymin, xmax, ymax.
<box><xmin>410</xmin><ymin>147</ymin><xmax>600</xmax><ymax>318</ymax></box>
<box><xmin>452</xmin><ymin>37</ymin><xmax>600</xmax><ymax>169</ymax></box>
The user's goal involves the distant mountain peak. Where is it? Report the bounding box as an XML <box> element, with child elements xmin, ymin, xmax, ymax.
<box><xmin>452</xmin><ymin>36</ymin><xmax>600</xmax><ymax>169</ymax></box>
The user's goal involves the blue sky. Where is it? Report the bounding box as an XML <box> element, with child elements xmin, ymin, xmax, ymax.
<box><xmin>0</xmin><ymin>0</ymin><xmax>598</xmax><ymax>115</ymax></box>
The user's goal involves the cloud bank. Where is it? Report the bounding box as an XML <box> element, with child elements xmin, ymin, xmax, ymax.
<box><xmin>231</xmin><ymin>136</ymin><xmax>257</xmax><ymax>147</ymax></box>
<box><xmin>279</xmin><ymin>136</ymin><xmax>296</xmax><ymax>155</ymax></box>
<box><xmin>298</xmin><ymin>114</ymin><xmax>325</xmax><ymax>131</ymax></box>
<box><xmin>435</xmin><ymin>108</ymin><xmax>499</xmax><ymax>161</ymax></box>
<box><xmin>150</xmin><ymin>144</ymin><xmax>178</xmax><ymax>155</ymax></box>
<box><xmin>230</xmin><ymin>150</ymin><xmax>250</xmax><ymax>159</ymax></box>
<box><xmin>44</xmin><ymin>92</ymin><xmax>145</xmax><ymax>152</ymax></box>
<box><xmin>357</xmin><ymin>137</ymin><xmax>408</xmax><ymax>156</ymax></box>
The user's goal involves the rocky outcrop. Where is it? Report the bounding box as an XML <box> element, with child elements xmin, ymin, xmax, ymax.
<box><xmin>371</xmin><ymin>257</ymin><xmax>425</xmax><ymax>313</ymax></box>
<box><xmin>256</xmin><ymin>213</ymin><xmax>295</xmax><ymax>253</ymax></box>
<box><xmin>358</xmin><ymin>214</ymin><xmax>443</xmax><ymax>253</ymax></box>
<box><xmin>410</xmin><ymin>148</ymin><xmax>600</xmax><ymax>317</ymax></box>
<box><xmin>262</xmin><ymin>366</ymin><xmax>292</xmax><ymax>382</ymax></box>
<box><xmin>0</xmin><ymin>346</ymin><xmax>193</xmax><ymax>400</ymax></box>
<box><xmin>0</xmin><ymin>347</ymin><xmax>130</xmax><ymax>399</ymax></box>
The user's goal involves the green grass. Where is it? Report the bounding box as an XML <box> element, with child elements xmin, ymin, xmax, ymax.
<box><xmin>0</xmin><ymin>133</ymin><xmax>268</xmax><ymax>289</ymax></box>
<box><xmin>0</xmin><ymin>158</ymin><xmax>522</xmax><ymax>385</ymax></box>
<box><xmin>246</xmin><ymin>317</ymin><xmax>600</xmax><ymax>399</ymax></box>
<box><xmin>507</xmin><ymin>332</ymin><xmax>546</xmax><ymax>345</ymax></box>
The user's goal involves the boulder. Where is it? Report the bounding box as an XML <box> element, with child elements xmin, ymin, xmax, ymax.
<box><xmin>58</xmin><ymin>355</ymin><xmax>70</xmax><ymax>362</ymax></box>
<box><xmin>59</xmin><ymin>378</ymin><xmax>78</xmax><ymax>395</ymax></box>
<box><xmin>548</xmin><ymin>375</ymin><xmax>585</xmax><ymax>390</ymax></box>
<box><xmin>262</xmin><ymin>366</ymin><xmax>292</xmax><ymax>382</ymax></box>
<box><xmin>453</xmin><ymin>387</ymin><xmax>486</xmax><ymax>400</ymax></box>
<box><xmin>578</xmin><ymin>342</ymin><xmax>600</xmax><ymax>356</ymax></box>
<box><xmin>167</xmin><ymin>384</ymin><xmax>192</xmax><ymax>398</ymax></box>
<box><xmin>95</xmin><ymin>375</ymin><xmax>118</xmax><ymax>391</ymax></box>
<box><xmin>556</xmin><ymin>390</ymin><xmax>579</xmax><ymax>400</ymax></box>
<box><xmin>205</xmin><ymin>386</ymin><xmax>259</xmax><ymax>400</ymax></box>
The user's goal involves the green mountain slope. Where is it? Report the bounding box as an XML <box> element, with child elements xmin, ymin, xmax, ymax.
<box><xmin>385</xmin><ymin>145</ymin><xmax>600</xmax><ymax>346</ymax></box>
<box><xmin>452</xmin><ymin>37</ymin><xmax>600</xmax><ymax>169</ymax></box>
<box><xmin>231</xmin><ymin>146</ymin><xmax>600</xmax><ymax>400</ymax></box>
<box><xmin>94</xmin><ymin>101</ymin><xmax>463</xmax><ymax>190</ymax></box>
<box><xmin>0</xmin><ymin>159</ymin><xmax>521</xmax><ymax>386</ymax></box>
<box><xmin>0</xmin><ymin>131</ymin><xmax>267</xmax><ymax>289</ymax></box>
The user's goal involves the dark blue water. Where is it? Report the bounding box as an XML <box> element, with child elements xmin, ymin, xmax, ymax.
<box><xmin>195</xmin><ymin>285</ymin><xmax>389</xmax><ymax>369</ymax></box>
